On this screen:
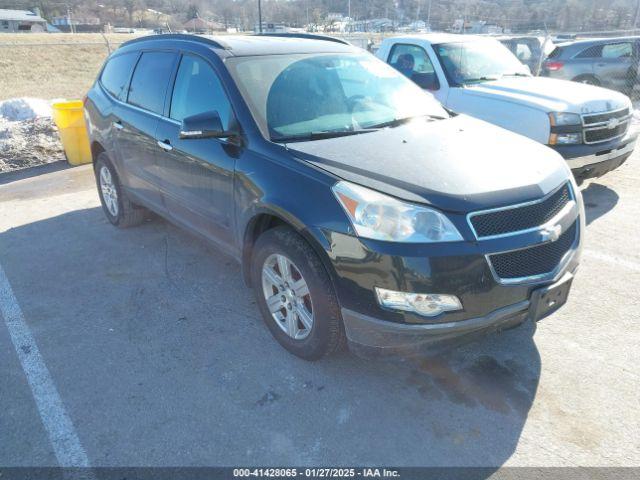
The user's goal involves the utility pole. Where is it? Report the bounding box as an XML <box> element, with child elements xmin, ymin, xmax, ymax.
<box><xmin>634</xmin><ymin>0</ymin><xmax>640</xmax><ymax>30</ymax></box>
<box><xmin>66</xmin><ymin>4</ymin><xmax>75</xmax><ymax>34</ymax></box>
<box><xmin>427</xmin><ymin>0</ymin><xmax>432</xmax><ymax>30</ymax></box>
<box><xmin>258</xmin><ymin>0</ymin><xmax>263</xmax><ymax>33</ymax></box>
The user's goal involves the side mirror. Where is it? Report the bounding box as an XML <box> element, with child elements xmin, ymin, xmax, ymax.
<box><xmin>411</xmin><ymin>73</ymin><xmax>440</xmax><ymax>91</ymax></box>
<box><xmin>179</xmin><ymin>111</ymin><xmax>233</xmax><ymax>140</ymax></box>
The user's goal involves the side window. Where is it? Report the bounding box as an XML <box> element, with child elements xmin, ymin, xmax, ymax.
<box><xmin>170</xmin><ymin>55</ymin><xmax>233</xmax><ymax>130</ymax></box>
<box><xmin>576</xmin><ymin>45</ymin><xmax>603</xmax><ymax>59</ymax></box>
<box><xmin>127</xmin><ymin>51</ymin><xmax>177</xmax><ymax>115</ymax></box>
<box><xmin>516</xmin><ymin>43</ymin><xmax>533</xmax><ymax>61</ymax></box>
<box><xmin>389</xmin><ymin>43</ymin><xmax>435</xmax><ymax>74</ymax></box>
<box><xmin>388</xmin><ymin>43</ymin><xmax>439</xmax><ymax>90</ymax></box>
<box><xmin>100</xmin><ymin>52</ymin><xmax>138</xmax><ymax>99</ymax></box>
<box><xmin>602</xmin><ymin>42</ymin><xmax>633</xmax><ymax>58</ymax></box>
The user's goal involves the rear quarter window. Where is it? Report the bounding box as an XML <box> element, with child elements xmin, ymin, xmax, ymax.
<box><xmin>127</xmin><ymin>51</ymin><xmax>177</xmax><ymax>115</ymax></box>
<box><xmin>100</xmin><ymin>52</ymin><xmax>138</xmax><ymax>99</ymax></box>
<box><xmin>547</xmin><ymin>47</ymin><xmax>563</xmax><ymax>59</ymax></box>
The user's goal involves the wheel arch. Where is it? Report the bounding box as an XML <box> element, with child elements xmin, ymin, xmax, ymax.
<box><xmin>572</xmin><ymin>73</ymin><xmax>601</xmax><ymax>86</ymax></box>
<box><xmin>90</xmin><ymin>140</ymin><xmax>105</xmax><ymax>166</ymax></box>
<box><xmin>240</xmin><ymin>209</ymin><xmax>338</xmax><ymax>292</ymax></box>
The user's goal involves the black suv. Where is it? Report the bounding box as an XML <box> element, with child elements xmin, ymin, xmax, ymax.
<box><xmin>85</xmin><ymin>34</ymin><xmax>584</xmax><ymax>360</ymax></box>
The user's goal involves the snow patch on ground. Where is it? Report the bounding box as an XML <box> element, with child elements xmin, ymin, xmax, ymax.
<box><xmin>0</xmin><ymin>98</ymin><xmax>64</xmax><ymax>173</ymax></box>
<box><xmin>0</xmin><ymin>98</ymin><xmax>52</xmax><ymax>121</ymax></box>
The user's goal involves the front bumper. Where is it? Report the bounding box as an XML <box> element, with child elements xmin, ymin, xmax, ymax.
<box><xmin>315</xmin><ymin>193</ymin><xmax>584</xmax><ymax>356</ymax></box>
<box><xmin>552</xmin><ymin>128</ymin><xmax>637</xmax><ymax>182</ymax></box>
<box><xmin>342</xmin><ymin>300</ymin><xmax>531</xmax><ymax>356</ymax></box>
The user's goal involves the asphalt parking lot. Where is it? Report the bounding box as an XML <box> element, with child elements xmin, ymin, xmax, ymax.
<box><xmin>0</xmin><ymin>152</ymin><xmax>639</xmax><ymax>469</ymax></box>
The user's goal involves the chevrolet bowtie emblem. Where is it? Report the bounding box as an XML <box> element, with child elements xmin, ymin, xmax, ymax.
<box><xmin>606</xmin><ymin>118</ymin><xmax>620</xmax><ymax>129</ymax></box>
<box><xmin>541</xmin><ymin>224</ymin><xmax>562</xmax><ymax>242</ymax></box>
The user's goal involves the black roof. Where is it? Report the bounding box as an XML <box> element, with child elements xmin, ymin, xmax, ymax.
<box><xmin>120</xmin><ymin>33</ymin><xmax>359</xmax><ymax>57</ymax></box>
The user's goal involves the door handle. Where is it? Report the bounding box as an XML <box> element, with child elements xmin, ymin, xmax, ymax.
<box><xmin>112</xmin><ymin>120</ymin><xmax>124</xmax><ymax>130</ymax></box>
<box><xmin>157</xmin><ymin>140</ymin><xmax>173</xmax><ymax>152</ymax></box>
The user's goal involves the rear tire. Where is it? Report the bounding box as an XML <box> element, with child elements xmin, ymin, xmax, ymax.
<box><xmin>250</xmin><ymin>226</ymin><xmax>346</xmax><ymax>360</ymax></box>
<box><xmin>95</xmin><ymin>152</ymin><xmax>146</xmax><ymax>228</ymax></box>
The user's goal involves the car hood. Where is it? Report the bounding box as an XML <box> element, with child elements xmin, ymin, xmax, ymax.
<box><xmin>462</xmin><ymin>76</ymin><xmax>630</xmax><ymax>114</ymax></box>
<box><xmin>287</xmin><ymin>115</ymin><xmax>570</xmax><ymax>213</ymax></box>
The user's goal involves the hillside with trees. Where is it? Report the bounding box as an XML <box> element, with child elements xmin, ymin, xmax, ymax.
<box><xmin>2</xmin><ymin>0</ymin><xmax>640</xmax><ymax>33</ymax></box>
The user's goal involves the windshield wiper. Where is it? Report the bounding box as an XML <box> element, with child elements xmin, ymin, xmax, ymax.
<box><xmin>462</xmin><ymin>76</ymin><xmax>501</xmax><ymax>84</ymax></box>
<box><xmin>502</xmin><ymin>72</ymin><xmax>531</xmax><ymax>77</ymax></box>
<box><xmin>368</xmin><ymin>114</ymin><xmax>446</xmax><ymax>129</ymax></box>
<box><xmin>272</xmin><ymin>129</ymin><xmax>378</xmax><ymax>143</ymax></box>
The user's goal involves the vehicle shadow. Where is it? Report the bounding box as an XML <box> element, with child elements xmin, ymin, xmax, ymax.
<box><xmin>0</xmin><ymin>206</ymin><xmax>541</xmax><ymax>471</ymax></box>
<box><xmin>0</xmin><ymin>160</ymin><xmax>70</xmax><ymax>186</ymax></box>
<box><xmin>581</xmin><ymin>182</ymin><xmax>619</xmax><ymax>225</ymax></box>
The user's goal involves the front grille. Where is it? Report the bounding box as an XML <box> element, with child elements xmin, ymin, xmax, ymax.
<box><xmin>582</xmin><ymin>108</ymin><xmax>630</xmax><ymax>144</ymax></box>
<box><xmin>470</xmin><ymin>183</ymin><xmax>571</xmax><ymax>238</ymax></box>
<box><xmin>583</xmin><ymin>108</ymin><xmax>629</xmax><ymax>125</ymax></box>
<box><xmin>488</xmin><ymin>221</ymin><xmax>578</xmax><ymax>280</ymax></box>
<box><xmin>584</xmin><ymin>121</ymin><xmax>628</xmax><ymax>144</ymax></box>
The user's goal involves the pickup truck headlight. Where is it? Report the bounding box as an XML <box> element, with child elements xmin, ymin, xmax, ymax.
<box><xmin>332</xmin><ymin>181</ymin><xmax>463</xmax><ymax>243</ymax></box>
<box><xmin>548</xmin><ymin>112</ymin><xmax>582</xmax><ymax>145</ymax></box>
<box><xmin>549</xmin><ymin>112</ymin><xmax>581</xmax><ymax>126</ymax></box>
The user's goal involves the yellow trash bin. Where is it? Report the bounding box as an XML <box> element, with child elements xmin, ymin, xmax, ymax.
<box><xmin>52</xmin><ymin>100</ymin><xmax>92</xmax><ymax>166</ymax></box>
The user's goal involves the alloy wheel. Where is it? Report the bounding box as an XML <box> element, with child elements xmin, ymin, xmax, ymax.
<box><xmin>99</xmin><ymin>165</ymin><xmax>119</xmax><ymax>217</ymax></box>
<box><xmin>261</xmin><ymin>253</ymin><xmax>314</xmax><ymax>340</ymax></box>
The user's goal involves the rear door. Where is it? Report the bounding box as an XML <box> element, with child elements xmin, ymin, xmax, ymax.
<box><xmin>96</xmin><ymin>51</ymin><xmax>139</xmax><ymax>169</ymax></box>
<box><xmin>154</xmin><ymin>53</ymin><xmax>238</xmax><ymax>249</ymax></box>
<box><xmin>117</xmin><ymin>50</ymin><xmax>178</xmax><ymax>210</ymax></box>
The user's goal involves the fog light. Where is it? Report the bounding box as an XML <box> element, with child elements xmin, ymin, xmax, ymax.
<box><xmin>375</xmin><ymin>287</ymin><xmax>462</xmax><ymax>317</ymax></box>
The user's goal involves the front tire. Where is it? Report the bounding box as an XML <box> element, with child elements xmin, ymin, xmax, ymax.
<box><xmin>95</xmin><ymin>153</ymin><xmax>146</xmax><ymax>228</ymax></box>
<box><xmin>250</xmin><ymin>226</ymin><xmax>346</xmax><ymax>360</ymax></box>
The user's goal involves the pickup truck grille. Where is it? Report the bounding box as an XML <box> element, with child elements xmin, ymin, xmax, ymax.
<box><xmin>488</xmin><ymin>220</ymin><xmax>578</xmax><ymax>280</ymax></box>
<box><xmin>582</xmin><ymin>108</ymin><xmax>630</xmax><ymax>145</ymax></box>
<box><xmin>469</xmin><ymin>183</ymin><xmax>571</xmax><ymax>238</ymax></box>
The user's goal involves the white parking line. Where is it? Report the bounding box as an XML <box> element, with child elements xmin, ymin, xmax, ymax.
<box><xmin>584</xmin><ymin>249</ymin><xmax>640</xmax><ymax>273</ymax></box>
<box><xmin>0</xmin><ymin>261</ymin><xmax>90</xmax><ymax>467</ymax></box>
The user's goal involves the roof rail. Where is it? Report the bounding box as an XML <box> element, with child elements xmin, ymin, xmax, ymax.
<box><xmin>120</xmin><ymin>33</ymin><xmax>230</xmax><ymax>50</ymax></box>
<box><xmin>253</xmin><ymin>33</ymin><xmax>351</xmax><ymax>46</ymax></box>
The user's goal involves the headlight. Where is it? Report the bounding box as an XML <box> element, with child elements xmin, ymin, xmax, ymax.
<box><xmin>548</xmin><ymin>112</ymin><xmax>582</xmax><ymax>145</ymax></box>
<box><xmin>332</xmin><ymin>181</ymin><xmax>463</xmax><ymax>243</ymax></box>
<box><xmin>549</xmin><ymin>132</ymin><xmax>582</xmax><ymax>145</ymax></box>
<box><xmin>549</xmin><ymin>112</ymin><xmax>581</xmax><ymax>126</ymax></box>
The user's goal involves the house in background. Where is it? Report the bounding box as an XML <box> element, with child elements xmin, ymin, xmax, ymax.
<box><xmin>51</xmin><ymin>14</ymin><xmax>101</xmax><ymax>33</ymax></box>
<box><xmin>254</xmin><ymin>22</ymin><xmax>288</xmax><ymax>33</ymax></box>
<box><xmin>0</xmin><ymin>9</ymin><xmax>47</xmax><ymax>32</ymax></box>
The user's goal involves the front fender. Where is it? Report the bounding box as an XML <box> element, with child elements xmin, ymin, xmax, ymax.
<box><xmin>234</xmin><ymin>149</ymin><xmax>351</xmax><ymax>285</ymax></box>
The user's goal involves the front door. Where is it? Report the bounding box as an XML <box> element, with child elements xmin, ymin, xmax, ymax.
<box><xmin>155</xmin><ymin>53</ymin><xmax>238</xmax><ymax>249</ymax></box>
<box><xmin>386</xmin><ymin>42</ymin><xmax>445</xmax><ymax>102</ymax></box>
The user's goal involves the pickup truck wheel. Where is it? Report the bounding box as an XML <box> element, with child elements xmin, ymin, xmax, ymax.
<box><xmin>95</xmin><ymin>153</ymin><xmax>146</xmax><ymax>228</ymax></box>
<box><xmin>251</xmin><ymin>226</ymin><xmax>346</xmax><ymax>360</ymax></box>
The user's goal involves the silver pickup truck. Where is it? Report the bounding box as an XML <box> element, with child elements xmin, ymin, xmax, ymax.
<box><xmin>377</xmin><ymin>33</ymin><xmax>638</xmax><ymax>183</ymax></box>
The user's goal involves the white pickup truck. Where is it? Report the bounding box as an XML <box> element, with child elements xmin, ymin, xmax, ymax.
<box><xmin>376</xmin><ymin>33</ymin><xmax>637</xmax><ymax>182</ymax></box>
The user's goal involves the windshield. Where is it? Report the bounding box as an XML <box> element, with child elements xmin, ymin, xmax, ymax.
<box><xmin>435</xmin><ymin>40</ymin><xmax>530</xmax><ymax>86</ymax></box>
<box><xmin>225</xmin><ymin>53</ymin><xmax>448</xmax><ymax>142</ymax></box>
